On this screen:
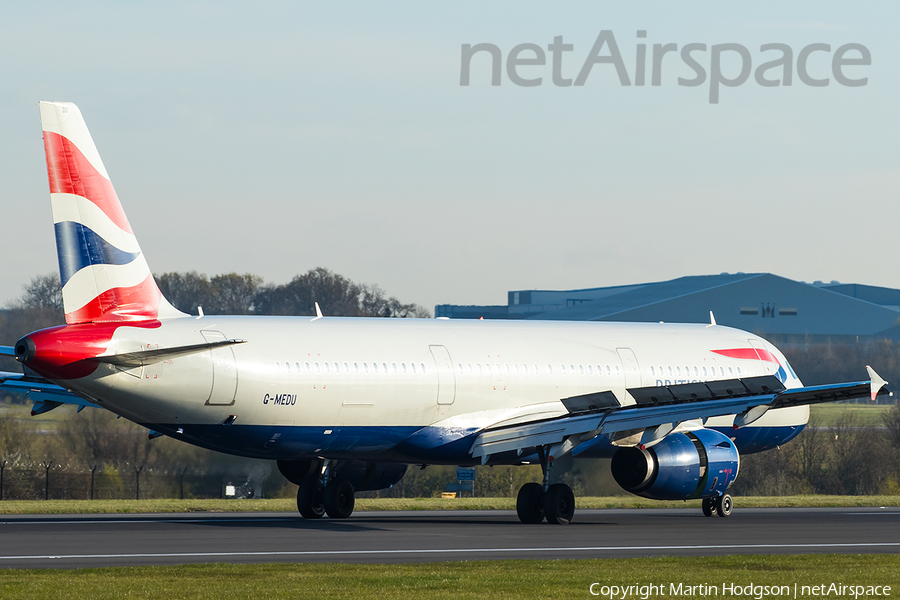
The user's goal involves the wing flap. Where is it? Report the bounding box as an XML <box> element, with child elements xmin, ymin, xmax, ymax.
<box><xmin>468</xmin><ymin>372</ymin><xmax>889</xmax><ymax>461</ymax></box>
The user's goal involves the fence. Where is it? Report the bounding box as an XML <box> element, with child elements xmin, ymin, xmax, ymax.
<box><xmin>0</xmin><ymin>464</ymin><xmax>260</xmax><ymax>501</ymax></box>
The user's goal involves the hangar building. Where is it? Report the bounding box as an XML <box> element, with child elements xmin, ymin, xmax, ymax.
<box><xmin>435</xmin><ymin>273</ymin><xmax>900</xmax><ymax>344</ymax></box>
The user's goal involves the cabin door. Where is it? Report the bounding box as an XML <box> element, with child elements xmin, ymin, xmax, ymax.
<box><xmin>429</xmin><ymin>345</ymin><xmax>456</xmax><ymax>405</ymax></box>
<box><xmin>202</xmin><ymin>330</ymin><xmax>238</xmax><ymax>406</ymax></box>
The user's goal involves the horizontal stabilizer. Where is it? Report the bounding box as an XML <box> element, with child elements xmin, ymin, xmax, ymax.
<box><xmin>92</xmin><ymin>339</ymin><xmax>247</xmax><ymax>367</ymax></box>
<box><xmin>0</xmin><ymin>371</ymin><xmax>100</xmax><ymax>412</ymax></box>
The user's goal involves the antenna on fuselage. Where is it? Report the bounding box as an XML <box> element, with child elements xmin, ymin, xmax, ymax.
<box><xmin>708</xmin><ymin>311</ymin><xmax>716</xmax><ymax>326</ymax></box>
<box><xmin>312</xmin><ymin>302</ymin><xmax>324</xmax><ymax>321</ymax></box>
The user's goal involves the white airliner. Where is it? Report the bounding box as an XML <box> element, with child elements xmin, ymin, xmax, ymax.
<box><xmin>0</xmin><ymin>102</ymin><xmax>889</xmax><ymax>524</ymax></box>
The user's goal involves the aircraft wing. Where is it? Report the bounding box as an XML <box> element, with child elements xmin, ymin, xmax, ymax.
<box><xmin>469</xmin><ymin>370</ymin><xmax>889</xmax><ymax>462</ymax></box>
<box><xmin>0</xmin><ymin>370</ymin><xmax>99</xmax><ymax>415</ymax></box>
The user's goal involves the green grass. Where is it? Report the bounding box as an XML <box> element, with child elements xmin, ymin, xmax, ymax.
<box><xmin>809</xmin><ymin>403</ymin><xmax>893</xmax><ymax>426</ymax></box>
<box><xmin>0</xmin><ymin>495</ymin><xmax>896</xmax><ymax>514</ymax></box>
<box><xmin>0</xmin><ymin>555</ymin><xmax>898</xmax><ymax>599</ymax></box>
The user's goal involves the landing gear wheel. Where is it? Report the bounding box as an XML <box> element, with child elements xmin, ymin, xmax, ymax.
<box><xmin>297</xmin><ymin>480</ymin><xmax>325</xmax><ymax>519</ymax></box>
<box><xmin>516</xmin><ymin>482</ymin><xmax>545</xmax><ymax>524</ymax></box>
<box><xmin>716</xmin><ymin>494</ymin><xmax>733</xmax><ymax>518</ymax></box>
<box><xmin>544</xmin><ymin>483</ymin><xmax>575</xmax><ymax>525</ymax></box>
<box><xmin>324</xmin><ymin>478</ymin><xmax>355</xmax><ymax>519</ymax></box>
<box><xmin>702</xmin><ymin>497</ymin><xmax>717</xmax><ymax>517</ymax></box>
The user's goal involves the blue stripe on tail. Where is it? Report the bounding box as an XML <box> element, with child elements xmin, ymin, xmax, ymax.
<box><xmin>54</xmin><ymin>221</ymin><xmax>140</xmax><ymax>286</ymax></box>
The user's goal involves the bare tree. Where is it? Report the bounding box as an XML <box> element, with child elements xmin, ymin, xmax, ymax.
<box><xmin>17</xmin><ymin>273</ymin><xmax>64</xmax><ymax>314</ymax></box>
<box><xmin>210</xmin><ymin>273</ymin><xmax>263</xmax><ymax>314</ymax></box>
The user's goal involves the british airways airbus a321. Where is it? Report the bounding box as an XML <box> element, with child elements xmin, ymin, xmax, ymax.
<box><xmin>0</xmin><ymin>102</ymin><xmax>889</xmax><ymax>524</ymax></box>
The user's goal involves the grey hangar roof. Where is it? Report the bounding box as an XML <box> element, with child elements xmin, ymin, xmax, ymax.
<box><xmin>435</xmin><ymin>273</ymin><xmax>900</xmax><ymax>343</ymax></box>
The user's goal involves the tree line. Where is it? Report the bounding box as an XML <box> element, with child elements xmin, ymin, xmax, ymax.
<box><xmin>1</xmin><ymin>271</ymin><xmax>898</xmax><ymax>500</ymax></box>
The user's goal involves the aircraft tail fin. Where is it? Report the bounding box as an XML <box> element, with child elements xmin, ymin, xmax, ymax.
<box><xmin>39</xmin><ymin>101</ymin><xmax>184</xmax><ymax>324</ymax></box>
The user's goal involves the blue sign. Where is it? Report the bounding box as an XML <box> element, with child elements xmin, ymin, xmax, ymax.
<box><xmin>456</xmin><ymin>468</ymin><xmax>476</xmax><ymax>481</ymax></box>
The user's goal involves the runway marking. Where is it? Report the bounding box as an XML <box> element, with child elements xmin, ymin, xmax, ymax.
<box><xmin>0</xmin><ymin>518</ymin><xmax>297</xmax><ymax>525</ymax></box>
<box><xmin>2</xmin><ymin>542</ymin><xmax>900</xmax><ymax>562</ymax></box>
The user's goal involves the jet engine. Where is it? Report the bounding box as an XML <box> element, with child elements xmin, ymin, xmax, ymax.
<box><xmin>610</xmin><ymin>428</ymin><xmax>739</xmax><ymax>500</ymax></box>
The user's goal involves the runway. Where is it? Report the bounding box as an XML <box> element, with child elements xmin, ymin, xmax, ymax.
<box><xmin>1</xmin><ymin>507</ymin><xmax>898</xmax><ymax>569</ymax></box>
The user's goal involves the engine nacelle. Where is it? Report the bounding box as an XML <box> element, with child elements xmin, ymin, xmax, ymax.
<box><xmin>610</xmin><ymin>428</ymin><xmax>739</xmax><ymax>500</ymax></box>
<box><xmin>277</xmin><ymin>459</ymin><xmax>407</xmax><ymax>492</ymax></box>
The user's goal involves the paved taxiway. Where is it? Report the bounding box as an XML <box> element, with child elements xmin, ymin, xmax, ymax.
<box><xmin>1</xmin><ymin>507</ymin><xmax>898</xmax><ymax>569</ymax></box>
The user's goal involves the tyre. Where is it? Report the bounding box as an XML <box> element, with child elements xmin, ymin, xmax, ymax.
<box><xmin>324</xmin><ymin>478</ymin><xmax>355</xmax><ymax>519</ymax></box>
<box><xmin>516</xmin><ymin>482</ymin><xmax>545</xmax><ymax>524</ymax></box>
<box><xmin>297</xmin><ymin>480</ymin><xmax>325</xmax><ymax>519</ymax></box>
<box><xmin>716</xmin><ymin>494</ymin><xmax>733</xmax><ymax>518</ymax></box>
<box><xmin>702</xmin><ymin>497</ymin><xmax>717</xmax><ymax>517</ymax></box>
<box><xmin>544</xmin><ymin>483</ymin><xmax>575</xmax><ymax>525</ymax></box>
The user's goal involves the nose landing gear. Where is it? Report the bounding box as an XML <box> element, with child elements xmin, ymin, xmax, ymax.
<box><xmin>701</xmin><ymin>494</ymin><xmax>733</xmax><ymax>517</ymax></box>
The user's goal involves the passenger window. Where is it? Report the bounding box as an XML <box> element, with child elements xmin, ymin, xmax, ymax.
<box><xmin>702</xmin><ymin>366</ymin><xmax>707</xmax><ymax>377</ymax></box>
<box><xmin>476</xmin><ymin>363</ymin><xmax>482</xmax><ymax>375</ymax></box>
<box><xmin>315</xmin><ymin>362</ymin><xmax>320</xmax><ymax>374</ymax></box>
<box><xmin>513</xmin><ymin>364</ymin><xmax>519</xmax><ymax>375</ymax></box>
<box><xmin>589</xmin><ymin>365</ymin><xmax>594</xmax><ymax>376</ymax></box>
<box><xmin>275</xmin><ymin>361</ymin><xmax>281</xmax><ymax>373</ymax></box>
<box><xmin>285</xmin><ymin>362</ymin><xmax>292</xmax><ymax>374</ymax></box>
<box><xmin>650</xmin><ymin>366</ymin><xmax>655</xmax><ymax>376</ymax></box>
<box><xmin>343</xmin><ymin>362</ymin><xmax>349</xmax><ymax>373</ymax></box>
<box><xmin>569</xmin><ymin>364</ymin><xmax>575</xmax><ymax>375</ymax></box>
<box><xmin>364</xmin><ymin>363</ymin><xmax>369</xmax><ymax>374</ymax></box>
<box><xmin>402</xmin><ymin>363</ymin><xmax>407</xmax><ymax>374</ymax></box>
<box><xmin>606</xmin><ymin>365</ymin><xmax>611</xmax><ymax>376</ymax></box>
<box><xmin>504</xmin><ymin>364</ymin><xmax>510</xmax><ymax>375</ymax></box>
<box><xmin>305</xmin><ymin>362</ymin><xmax>310</xmax><ymax>374</ymax></box>
<box><xmin>561</xmin><ymin>364</ymin><xmax>567</xmax><ymax>376</ymax></box>
<box><xmin>615</xmin><ymin>365</ymin><xmax>620</xmax><ymax>376</ymax></box>
<box><xmin>548</xmin><ymin>365</ymin><xmax>553</xmax><ymax>375</ymax></box>
<box><xmin>720</xmin><ymin>367</ymin><xmax>725</xmax><ymax>377</ymax></box>
<box><xmin>411</xmin><ymin>363</ymin><xmax>417</xmax><ymax>374</ymax></box>
<box><xmin>354</xmin><ymin>362</ymin><xmax>359</xmax><ymax>374</ymax></box>
<box><xmin>737</xmin><ymin>366</ymin><xmax>742</xmax><ymax>375</ymax></box>
<box><xmin>579</xmin><ymin>365</ymin><xmax>584</xmax><ymax>376</ymax></box>
<box><xmin>676</xmin><ymin>366</ymin><xmax>681</xmax><ymax>376</ymax></box>
<box><xmin>373</xmin><ymin>363</ymin><xmax>379</xmax><ymax>374</ymax></box>
<box><xmin>324</xmin><ymin>362</ymin><xmax>330</xmax><ymax>374</ymax></box>
<box><xmin>728</xmin><ymin>366</ymin><xmax>733</xmax><ymax>376</ymax></box>
<box><xmin>420</xmin><ymin>363</ymin><xmax>426</xmax><ymax>373</ymax></box>
<box><xmin>466</xmin><ymin>363</ymin><xmax>472</xmax><ymax>374</ymax></box>
<box><xmin>667</xmin><ymin>366</ymin><xmax>673</xmax><ymax>377</ymax></box>
<box><xmin>295</xmin><ymin>362</ymin><xmax>301</xmax><ymax>374</ymax></box>
<box><xmin>457</xmin><ymin>363</ymin><xmax>463</xmax><ymax>374</ymax></box>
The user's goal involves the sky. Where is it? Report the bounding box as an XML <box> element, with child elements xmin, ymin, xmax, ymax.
<box><xmin>1</xmin><ymin>2</ymin><xmax>897</xmax><ymax>313</ymax></box>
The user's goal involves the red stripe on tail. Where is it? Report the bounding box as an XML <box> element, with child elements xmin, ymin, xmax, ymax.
<box><xmin>65</xmin><ymin>274</ymin><xmax>162</xmax><ymax>324</ymax></box>
<box><xmin>43</xmin><ymin>131</ymin><xmax>133</xmax><ymax>234</ymax></box>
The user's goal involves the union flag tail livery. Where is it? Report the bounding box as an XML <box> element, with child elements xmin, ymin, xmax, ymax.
<box><xmin>0</xmin><ymin>101</ymin><xmax>889</xmax><ymax>525</ymax></box>
<box><xmin>39</xmin><ymin>101</ymin><xmax>183</xmax><ymax>324</ymax></box>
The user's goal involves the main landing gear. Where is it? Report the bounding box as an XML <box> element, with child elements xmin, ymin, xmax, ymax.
<box><xmin>515</xmin><ymin>447</ymin><xmax>576</xmax><ymax>524</ymax></box>
<box><xmin>701</xmin><ymin>494</ymin><xmax>733</xmax><ymax>518</ymax></box>
<box><xmin>296</xmin><ymin>461</ymin><xmax>356</xmax><ymax>519</ymax></box>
